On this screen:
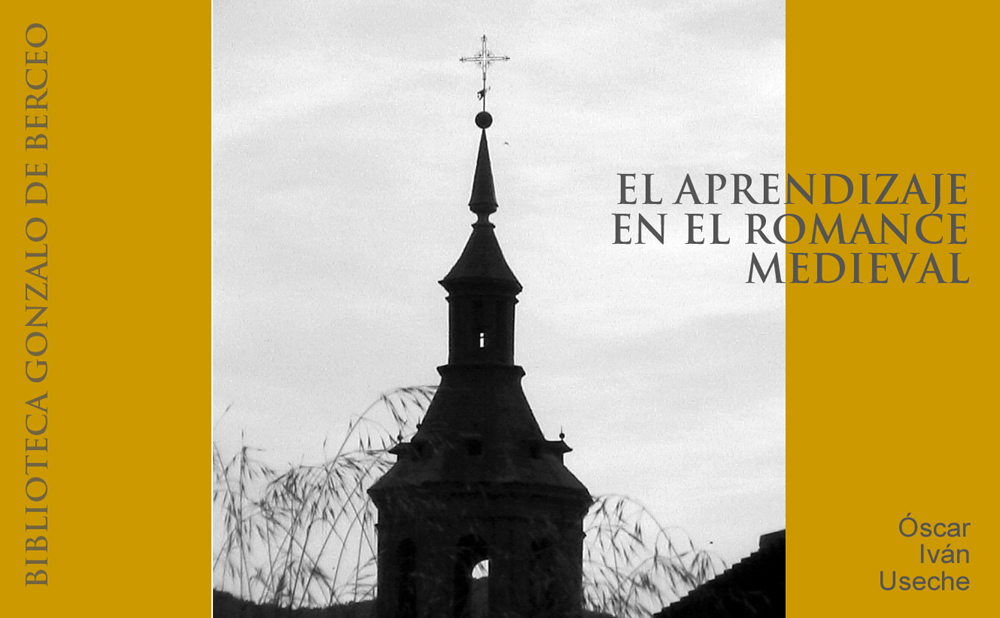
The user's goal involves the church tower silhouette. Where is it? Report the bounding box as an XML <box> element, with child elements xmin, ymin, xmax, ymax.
<box><xmin>369</xmin><ymin>111</ymin><xmax>591</xmax><ymax>618</ymax></box>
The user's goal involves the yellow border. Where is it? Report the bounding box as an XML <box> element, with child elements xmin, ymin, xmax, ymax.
<box><xmin>788</xmin><ymin>1</ymin><xmax>998</xmax><ymax>615</ymax></box>
<box><xmin>1</xmin><ymin>5</ymin><xmax>210</xmax><ymax>614</ymax></box>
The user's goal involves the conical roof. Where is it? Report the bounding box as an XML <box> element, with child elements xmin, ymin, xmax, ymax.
<box><xmin>440</xmin><ymin>221</ymin><xmax>521</xmax><ymax>291</ymax></box>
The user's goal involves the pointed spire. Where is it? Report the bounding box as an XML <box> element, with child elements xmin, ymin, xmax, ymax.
<box><xmin>469</xmin><ymin>111</ymin><xmax>497</xmax><ymax>219</ymax></box>
<box><xmin>469</xmin><ymin>130</ymin><xmax>497</xmax><ymax>218</ymax></box>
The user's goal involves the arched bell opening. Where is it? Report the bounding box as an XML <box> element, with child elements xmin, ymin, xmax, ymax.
<box><xmin>453</xmin><ymin>535</ymin><xmax>489</xmax><ymax>618</ymax></box>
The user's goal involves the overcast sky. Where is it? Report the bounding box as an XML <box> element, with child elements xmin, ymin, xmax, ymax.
<box><xmin>213</xmin><ymin>0</ymin><xmax>785</xmax><ymax>565</ymax></box>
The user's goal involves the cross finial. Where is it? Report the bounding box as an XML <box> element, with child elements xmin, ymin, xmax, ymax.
<box><xmin>460</xmin><ymin>35</ymin><xmax>510</xmax><ymax>111</ymax></box>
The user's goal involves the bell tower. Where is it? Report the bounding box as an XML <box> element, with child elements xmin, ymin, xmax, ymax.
<box><xmin>369</xmin><ymin>110</ymin><xmax>591</xmax><ymax>618</ymax></box>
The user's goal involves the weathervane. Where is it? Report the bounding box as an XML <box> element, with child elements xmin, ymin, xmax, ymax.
<box><xmin>460</xmin><ymin>35</ymin><xmax>509</xmax><ymax>112</ymax></box>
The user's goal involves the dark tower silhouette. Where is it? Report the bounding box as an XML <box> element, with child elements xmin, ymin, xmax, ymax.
<box><xmin>369</xmin><ymin>112</ymin><xmax>591</xmax><ymax>618</ymax></box>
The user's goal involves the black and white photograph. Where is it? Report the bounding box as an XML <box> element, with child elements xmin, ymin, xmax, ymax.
<box><xmin>212</xmin><ymin>2</ymin><xmax>786</xmax><ymax>616</ymax></box>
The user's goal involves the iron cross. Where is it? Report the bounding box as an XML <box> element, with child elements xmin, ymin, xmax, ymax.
<box><xmin>460</xmin><ymin>35</ymin><xmax>510</xmax><ymax>110</ymax></box>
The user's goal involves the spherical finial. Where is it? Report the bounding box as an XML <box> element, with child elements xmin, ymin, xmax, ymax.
<box><xmin>475</xmin><ymin>111</ymin><xmax>493</xmax><ymax>129</ymax></box>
